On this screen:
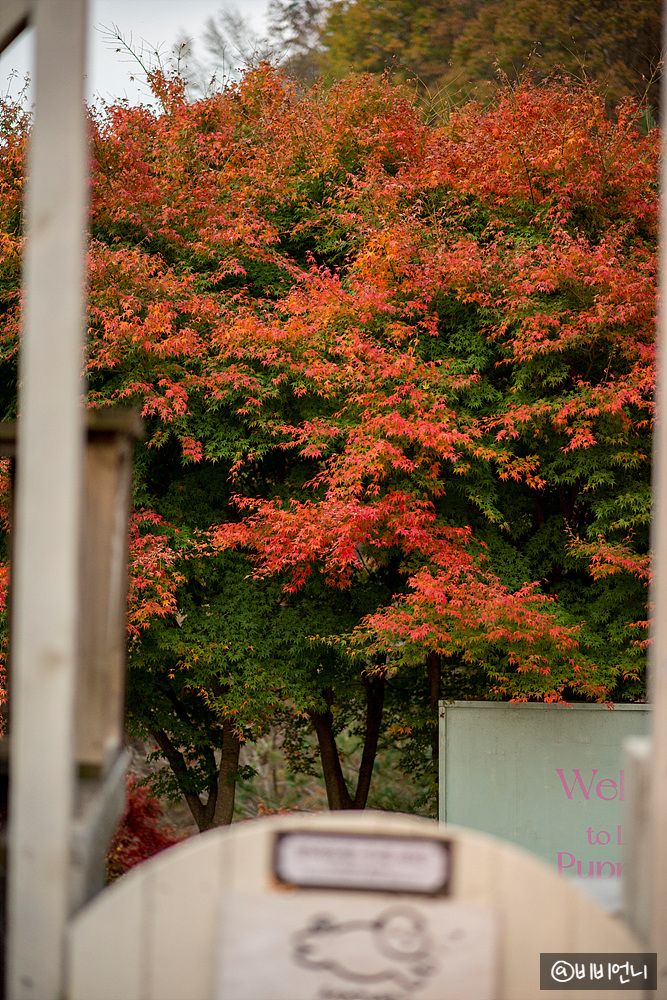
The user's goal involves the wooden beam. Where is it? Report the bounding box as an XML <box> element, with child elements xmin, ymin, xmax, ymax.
<box><xmin>0</xmin><ymin>1</ymin><xmax>32</xmax><ymax>54</ymax></box>
<box><xmin>77</xmin><ymin>415</ymin><xmax>141</xmax><ymax>774</ymax></box>
<box><xmin>6</xmin><ymin>1</ymin><xmax>88</xmax><ymax>998</ymax></box>
<box><xmin>648</xmin><ymin>14</ymin><xmax>667</xmax><ymax>993</ymax></box>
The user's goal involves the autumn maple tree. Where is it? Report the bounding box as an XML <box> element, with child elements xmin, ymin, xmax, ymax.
<box><xmin>0</xmin><ymin>66</ymin><xmax>657</xmax><ymax>822</ymax></box>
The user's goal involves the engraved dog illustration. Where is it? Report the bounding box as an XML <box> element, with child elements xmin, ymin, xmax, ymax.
<box><xmin>291</xmin><ymin>906</ymin><xmax>435</xmax><ymax>991</ymax></box>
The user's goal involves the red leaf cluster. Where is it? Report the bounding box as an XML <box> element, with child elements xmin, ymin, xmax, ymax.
<box><xmin>106</xmin><ymin>773</ymin><xmax>182</xmax><ymax>881</ymax></box>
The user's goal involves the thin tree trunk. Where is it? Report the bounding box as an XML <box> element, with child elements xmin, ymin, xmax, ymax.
<box><xmin>151</xmin><ymin>726</ymin><xmax>211</xmax><ymax>832</ymax></box>
<box><xmin>310</xmin><ymin>675</ymin><xmax>386</xmax><ymax>811</ymax></box>
<box><xmin>309</xmin><ymin>707</ymin><xmax>353</xmax><ymax>809</ymax></box>
<box><xmin>212</xmin><ymin>719</ymin><xmax>242</xmax><ymax>827</ymax></box>
<box><xmin>426</xmin><ymin>652</ymin><xmax>441</xmax><ymax>770</ymax></box>
<box><xmin>353</xmin><ymin>675</ymin><xmax>385</xmax><ymax>809</ymax></box>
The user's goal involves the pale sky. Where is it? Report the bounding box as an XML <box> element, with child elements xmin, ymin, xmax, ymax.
<box><xmin>0</xmin><ymin>0</ymin><xmax>272</xmax><ymax>105</ymax></box>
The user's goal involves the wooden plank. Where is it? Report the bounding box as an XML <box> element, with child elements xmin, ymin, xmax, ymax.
<box><xmin>5</xmin><ymin>1</ymin><xmax>88</xmax><ymax>997</ymax></box>
<box><xmin>447</xmin><ymin>824</ymin><xmax>494</xmax><ymax>900</ymax></box>
<box><xmin>494</xmin><ymin>841</ymin><xmax>569</xmax><ymax>999</ymax></box>
<box><xmin>144</xmin><ymin>833</ymin><xmax>224</xmax><ymax>1000</ymax></box>
<box><xmin>68</xmin><ymin>864</ymin><xmax>148</xmax><ymax>1000</ymax></box>
<box><xmin>70</xmin><ymin>749</ymin><xmax>130</xmax><ymax>912</ymax></box>
<box><xmin>77</xmin><ymin>434</ymin><xmax>133</xmax><ymax>771</ymax></box>
<box><xmin>568</xmin><ymin>891</ymin><xmax>644</xmax><ymax>1000</ymax></box>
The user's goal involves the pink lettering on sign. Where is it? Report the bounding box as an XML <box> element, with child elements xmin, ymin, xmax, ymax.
<box><xmin>586</xmin><ymin>826</ymin><xmax>624</xmax><ymax>846</ymax></box>
<box><xmin>557</xmin><ymin>851</ymin><xmax>623</xmax><ymax>878</ymax></box>
<box><xmin>555</xmin><ymin>768</ymin><xmax>625</xmax><ymax>801</ymax></box>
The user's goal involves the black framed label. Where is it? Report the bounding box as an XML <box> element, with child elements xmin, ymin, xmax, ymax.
<box><xmin>273</xmin><ymin>830</ymin><xmax>452</xmax><ymax>896</ymax></box>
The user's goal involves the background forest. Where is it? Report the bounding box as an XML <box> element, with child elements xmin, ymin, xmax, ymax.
<box><xmin>180</xmin><ymin>0</ymin><xmax>661</xmax><ymax>113</ymax></box>
<box><xmin>0</xmin><ymin>1</ymin><xmax>659</xmax><ymax>842</ymax></box>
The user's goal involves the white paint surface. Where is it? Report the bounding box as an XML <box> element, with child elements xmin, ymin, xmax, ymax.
<box><xmin>69</xmin><ymin>812</ymin><xmax>646</xmax><ymax>1000</ymax></box>
<box><xmin>216</xmin><ymin>892</ymin><xmax>497</xmax><ymax>1000</ymax></box>
<box><xmin>6</xmin><ymin>1</ymin><xmax>88</xmax><ymax>996</ymax></box>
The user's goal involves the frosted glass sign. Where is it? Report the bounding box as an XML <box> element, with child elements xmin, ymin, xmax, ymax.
<box><xmin>439</xmin><ymin>702</ymin><xmax>649</xmax><ymax>909</ymax></box>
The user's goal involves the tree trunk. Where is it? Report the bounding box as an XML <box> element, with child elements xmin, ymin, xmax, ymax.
<box><xmin>309</xmin><ymin>707</ymin><xmax>353</xmax><ymax>809</ymax></box>
<box><xmin>150</xmin><ymin>719</ymin><xmax>242</xmax><ymax>832</ymax></box>
<box><xmin>212</xmin><ymin>719</ymin><xmax>242</xmax><ymax>827</ymax></box>
<box><xmin>426</xmin><ymin>652</ymin><xmax>441</xmax><ymax>770</ymax></box>
<box><xmin>310</xmin><ymin>675</ymin><xmax>386</xmax><ymax>811</ymax></box>
<box><xmin>151</xmin><ymin>727</ymin><xmax>211</xmax><ymax>832</ymax></box>
<box><xmin>352</xmin><ymin>675</ymin><xmax>385</xmax><ymax>808</ymax></box>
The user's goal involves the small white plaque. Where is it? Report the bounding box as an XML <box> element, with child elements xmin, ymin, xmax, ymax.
<box><xmin>274</xmin><ymin>832</ymin><xmax>451</xmax><ymax>895</ymax></box>
<box><xmin>216</xmin><ymin>891</ymin><xmax>497</xmax><ymax>1000</ymax></box>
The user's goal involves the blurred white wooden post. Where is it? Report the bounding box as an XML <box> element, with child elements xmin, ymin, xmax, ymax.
<box><xmin>648</xmin><ymin>26</ymin><xmax>667</xmax><ymax>991</ymax></box>
<box><xmin>2</xmin><ymin>1</ymin><xmax>88</xmax><ymax>998</ymax></box>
